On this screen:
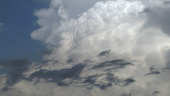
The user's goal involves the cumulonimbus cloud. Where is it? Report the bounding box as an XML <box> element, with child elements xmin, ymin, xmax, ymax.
<box><xmin>31</xmin><ymin>0</ymin><xmax>170</xmax><ymax>95</ymax></box>
<box><xmin>31</xmin><ymin>0</ymin><xmax>170</xmax><ymax>70</ymax></box>
<box><xmin>1</xmin><ymin>0</ymin><xmax>170</xmax><ymax>96</ymax></box>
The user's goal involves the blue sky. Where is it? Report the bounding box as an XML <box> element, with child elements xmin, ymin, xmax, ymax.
<box><xmin>0</xmin><ymin>0</ymin><xmax>50</xmax><ymax>61</ymax></box>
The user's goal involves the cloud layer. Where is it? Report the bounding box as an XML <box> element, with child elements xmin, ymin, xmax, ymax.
<box><xmin>1</xmin><ymin>0</ymin><xmax>170</xmax><ymax>96</ymax></box>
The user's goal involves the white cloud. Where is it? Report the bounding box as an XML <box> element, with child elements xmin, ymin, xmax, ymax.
<box><xmin>31</xmin><ymin>0</ymin><xmax>170</xmax><ymax>70</ymax></box>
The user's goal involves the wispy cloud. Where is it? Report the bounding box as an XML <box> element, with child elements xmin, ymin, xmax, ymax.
<box><xmin>0</xmin><ymin>23</ymin><xmax>3</xmax><ymax>31</ymax></box>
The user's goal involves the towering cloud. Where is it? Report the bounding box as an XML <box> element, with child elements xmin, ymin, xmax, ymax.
<box><xmin>31</xmin><ymin>0</ymin><xmax>170</xmax><ymax>70</ymax></box>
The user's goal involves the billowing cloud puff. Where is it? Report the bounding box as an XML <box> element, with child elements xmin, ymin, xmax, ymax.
<box><xmin>29</xmin><ymin>0</ymin><xmax>170</xmax><ymax>94</ymax></box>
<box><xmin>1</xmin><ymin>0</ymin><xmax>170</xmax><ymax>96</ymax></box>
<box><xmin>31</xmin><ymin>0</ymin><xmax>170</xmax><ymax>70</ymax></box>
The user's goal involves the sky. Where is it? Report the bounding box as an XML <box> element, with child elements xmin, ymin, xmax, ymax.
<box><xmin>0</xmin><ymin>0</ymin><xmax>170</xmax><ymax>96</ymax></box>
<box><xmin>0</xmin><ymin>0</ymin><xmax>50</xmax><ymax>61</ymax></box>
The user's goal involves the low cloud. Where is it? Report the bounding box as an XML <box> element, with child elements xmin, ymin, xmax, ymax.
<box><xmin>30</xmin><ymin>64</ymin><xmax>85</xmax><ymax>86</ymax></box>
<box><xmin>0</xmin><ymin>59</ymin><xmax>30</xmax><ymax>91</ymax></box>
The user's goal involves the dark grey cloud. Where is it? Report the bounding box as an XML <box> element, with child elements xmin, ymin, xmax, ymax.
<box><xmin>28</xmin><ymin>58</ymin><xmax>134</xmax><ymax>90</ymax></box>
<box><xmin>121</xmin><ymin>93</ymin><xmax>132</xmax><ymax>96</ymax></box>
<box><xmin>83</xmin><ymin>72</ymin><xmax>135</xmax><ymax>90</ymax></box>
<box><xmin>93</xmin><ymin>59</ymin><xmax>132</xmax><ymax>70</ymax></box>
<box><xmin>67</xmin><ymin>59</ymin><xmax>73</xmax><ymax>63</ymax></box>
<box><xmin>144</xmin><ymin>6</ymin><xmax>170</xmax><ymax>36</ymax></box>
<box><xmin>164</xmin><ymin>1</ymin><xmax>170</xmax><ymax>5</ymax></box>
<box><xmin>146</xmin><ymin>67</ymin><xmax>160</xmax><ymax>75</ymax></box>
<box><xmin>117</xmin><ymin>78</ymin><xmax>135</xmax><ymax>86</ymax></box>
<box><xmin>30</xmin><ymin>64</ymin><xmax>85</xmax><ymax>86</ymax></box>
<box><xmin>83</xmin><ymin>73</ymin><xmax>118</xmax><ymax>90</ymax></box>
<box><xmin>0</xmin><ymin>59</ymin><xmax>30</xmax><ymax>91</ymax></box>
<box><xmin>152</xmin><ymin>91</ymin><xmax>160</xmax><ymax>95</ymax></box>
<box><xmin>95</xmin><ymin>82</ymin><xmax>112</xmax><ymax>90</ymax></box>
<box><xmin>83</xmin><ymin>72</ymin><xmax>135</xmax><ymax>89</ymax></box>
<box><xmin>141</xmin><ymin>7</ymin><xmax>152</xmax><ymax>13</ymax></box>
<box><xmin>98</xmin><ymin>50</ymin><xmax>111</xmax><ymax>56</ymax></box>
<box><xmin>84</xmin><ymin>75</ymin><xmax>97</xmax><ymax>85</ymax></box>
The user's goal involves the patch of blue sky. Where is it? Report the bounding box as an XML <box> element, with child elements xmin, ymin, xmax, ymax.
<box><xmin>0</xmin><ymin>0</ymin><xmax>50</xmax><ymax>61</ymax></box>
